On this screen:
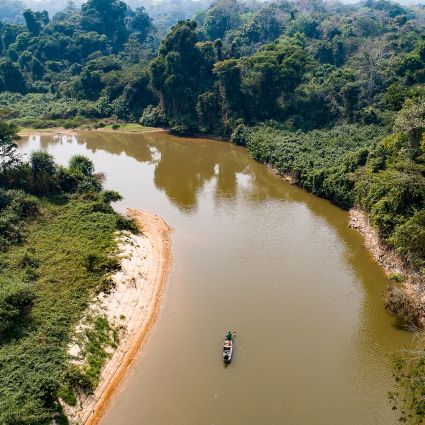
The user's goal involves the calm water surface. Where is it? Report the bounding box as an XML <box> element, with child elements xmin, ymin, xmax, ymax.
<box><xmin>19</xmin><ymin>131</ymin><xmax>412</xmax><ymax>425</ymax></box>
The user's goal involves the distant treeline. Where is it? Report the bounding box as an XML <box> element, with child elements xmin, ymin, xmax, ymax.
<box><xmin>0</xmin><ymin>0</ymin><xmax>423</xmax><ymax>131</ymax></box>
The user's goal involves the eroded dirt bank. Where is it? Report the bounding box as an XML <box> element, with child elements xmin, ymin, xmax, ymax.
<box><xmin>349</xmin><ymin>207</ymin><xmax>425</xmax><ymax>327</ymax></box>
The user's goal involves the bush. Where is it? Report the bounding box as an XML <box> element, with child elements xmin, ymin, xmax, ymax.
<box><xmin>170</xmin><ymin>119</ymin><xmax>195</xmax><ymax>136</ymax></box>
<box><xmin>0</xmin><ymin>277</ymin><xmax>35</xmax><ymax>338</ymax></box>
<box><xmin>69</xmin><ymin>155</ymin><xmax>94</xmax><ymax>177</ymax></box>
<box><xmin>63</xmin><ymin>118</ymin><xmax>83</xmax><ymax>129</ymax></box>
<box><xmin>115</xmin><ymin>215</ymin><xmax>139</xmax><ymax>233</ymax></box>
<box><xmin>139</xmin><ymin>105</ymin><xmax>167</xmax><ymax>127</ymax></box>
<box><xmin>231</xmin><ymin>124</ymin><xmax>248</xmax><ymax>146</ymax></box>
<box><xmin>57</xmin><ymin>167</ymin><xmax>79</xmax><ymax>193</ymax></box>
<box><xmin>57</xmin><ymin>384</ymin><xmax>77</xmax><ymax>406</ymax></box>
<box><xmin>0</xmin><ymin>189</ymin><xmax>39</xmax><ymax>248</ymax></box>
<box><xmin>390</xmin><ymin>210</ymin><xmax>425</xmax><ymax>269</ymax></box>
<box><xmin>101</xmin><ymin>190</ymin><xmax>122</xmax><ymax>203</ymax></box>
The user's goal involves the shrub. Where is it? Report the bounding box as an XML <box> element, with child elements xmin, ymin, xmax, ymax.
<box><xmin>0</xmin><ymin>189</ymin><xmax>39</xmax><ymax>247</ymax></box>
<box><xmin>30</xmin><ymin>151</ymin><xmax>58</xmax><ymax>194</ymax></box>
<box><xmin>139</xmin><ymin>105</ymin><xmax>167</xmax><ymax>127</ymax></box>
<box><xmin>388</xmin><ymin>273</ymin><xmax>406</xmax><ymax>283</ymax></box>
<box><xmin>101</xmin><ymin>190</ymin><xmax>122</xmax><ymax>203</ymax></box>
<box><xmin>390</xmin><ymin>210</ymin><xmax>425</xmax><ymax>269</ymax></box>
<box><xmin>69</xmin><ymin>155</ymin><xmax>94</xmax><ymax>177</ymax></box>
<box><xmin>0</xmin><ymin>277</ymin><xmax>35</xmax><ymax>338</ymax></box>
<box><xmin>57</xmin><ymin>167</ymin><xmax>79</xmax><ymax>193</ymax></box>
<box><xmin>84</xmin><ymin>253</ymin><xmax>120</xmax><ymax>274</ymax></box>
<box><xmin>246</xmin><ymin>124</ymin><xmax>382</xmax><ymax>208</ymax></box>
<box><xmin>231</xmin><ymin>124</ymin><xmax>248</xmax><ymax>146</ymax></box>
<box><xmin>115</xmin><ymin>215</ymin><xmax>139</xmax><ymax>233</ymax></box>
<box><xmin>170</xmin><ymin>119</ymin><xmax>194</xmax><ymax>136</ymax></box>
<box><xmin>57</xmin><ymin>384</ymin><xmax>77</xmax><ymax>406</ymax></box>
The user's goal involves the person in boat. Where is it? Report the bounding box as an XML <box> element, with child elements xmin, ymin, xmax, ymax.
<box><xmin>226</xmin><ymin>331</ymin><xmax>232</xmax><ymax>341</ymax></box>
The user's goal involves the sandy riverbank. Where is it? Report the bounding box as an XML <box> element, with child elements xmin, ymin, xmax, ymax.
<box><xmin>64</xmin><ymin>209</ymin><xmax>172</xmax><ymax>424</ymax></box>
<box><xmin>349</xmin><ymin>207</ymin><xmax>425</xmax><ymax>327</ymax></box>
<box><xmin>18</xmin><ymin>127</ymin><xmax>79</xmax><ymax>137</ymax></box>
<box><xmin>18</xmin><ymin>126</ymin><xmax>167</xmax><ymax>138</ymax></box>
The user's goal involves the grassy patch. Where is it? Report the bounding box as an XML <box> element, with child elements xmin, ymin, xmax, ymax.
<box><xmin>99</xmin><ymin>123</ymin><xmax>151</xmax><ymax>132</ymax></box>
<box><xmin>67</xmin><ymin>315</ymin><xmax>120</xmax><ymax>393</ymax></box>
<box><xmin>0</xmin><ymin>196</ymin><xmax>122</xmax><ymax>424</ymax></box>
<box><xmin>388</xmin><ymin>273</ymin><xmax>406</xmax><ymax>284</ymax></box>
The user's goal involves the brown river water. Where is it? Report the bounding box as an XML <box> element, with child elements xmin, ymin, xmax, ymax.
<box><xmin>19</xmin><ymin>131</ymin><xmax>413</xmax><ymax>425</ymax></box>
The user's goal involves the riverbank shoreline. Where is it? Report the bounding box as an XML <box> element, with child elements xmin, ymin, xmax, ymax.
<box><xmin>17</xmin><ymin>126</ymin><xmax>168</xmax><ymax>138</ymax></box>
<box><xmin>63</xmin><ymin>209</ymin><xmax>173</xmax><ymax>424</ymax></box>
<box><xmin>19</xmin><ymin>126</ymin><xmax>422</xmax><ymax>329</ymax></box>
<box><xmin>349</xmin><ymin>207</ymin><xmax>425</xmax><ymax>327</ymax></box>
<box><xmin>265</xmin><ymin>160</ymin><xmax>424</xmax><ymax>326</ymax></box>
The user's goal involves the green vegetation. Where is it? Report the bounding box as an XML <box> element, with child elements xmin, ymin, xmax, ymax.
<box><xmin>0</xmin><ymin>0</ymin><xmax>156</xmax><ymax>123</ymax></box>
<box><xmin>244</xmin><ymin>95</ymin><xmax>425</xmax><ymax>271</ymax></box>
<box><xmin>0</xmin><ymin>120</ymin><xmax>134</xmax><ymax>423</ymax></box>
<box><xmin>390</xmin><ymin>345</ymin><xmax>425</xmax><ymax>424</ymax></box>
<box><xmin>147</xmin><ymin>1</ymin><xmax>425</xmax><ymax>135</ymax></box>
<box><xmin>0</xmin><ymin>0</ymin><xmax>424</xmax><ymax>422</ymax></box>
<box><xmin>66</xmin><ymin>314</ymin><xmax>120</xmax><ymax>394</ymax></box>
<box><xmin>100</xmin><ymin>122</ymin><xmax>147</xmax><ymax>131</ymax></box>
<box><xmin>245</xmin><ymin>124</ymin><xmax>383</xmax><ymax>208</ymax></box>
<box><xmin>0</xmin><ymin>0</ymin><xmax>423</xmax><ymax>132</ymax></box>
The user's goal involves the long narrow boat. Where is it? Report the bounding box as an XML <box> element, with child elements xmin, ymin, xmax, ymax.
<box><xmin>223</xmin><ymin>332</ymin><xmax>233</xmax><ymax>364</ymax></box>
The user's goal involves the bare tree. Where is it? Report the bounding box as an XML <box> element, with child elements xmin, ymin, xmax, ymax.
<box><xmin>356</xmin><ymin>37</ymin><xmax>391</xmax><ymax>101</ymax></box>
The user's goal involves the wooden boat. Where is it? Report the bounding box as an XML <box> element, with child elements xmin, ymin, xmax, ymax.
<box><xmin>223</xmin><ymin>333</ymin><xmax>233</xmax><ymax>363</ymax></box>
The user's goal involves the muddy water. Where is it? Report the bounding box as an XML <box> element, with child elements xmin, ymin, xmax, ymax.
<box><xmin>19</xmin><ymin>131</ymin><xmax>412</xmax><ymax>425</ymax></box>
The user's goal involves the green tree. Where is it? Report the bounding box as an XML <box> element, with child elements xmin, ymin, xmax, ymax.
<box><xmin>23</xmin><ymin>9</ymin><xmax>41</xmax><ymax>36</ymax></box>
<box><xmin>126</xmin><ymin>7</ymin><xmax>152</xmax><ymax>44</ymax></box>
<box><xmin>30</xmin><ymin>151</ymin><xmax>57</xmax><ymax>194</ymax></box>
<box><xmin>69</xmin><ymin>155</ymin><xmax>94</xmax><ymax>177</ymax></box>
<box><xmin>0</xmin><ymin>59</ymin><xmax>26</xmax><ymax>93</ymax></box>
<box><xmin>394</xmin><ymin>96</ymin><xmax>425</xmax><ymax>159</ymax></box>
<box><xmin>0</xmin><ymin>120</ymin><xmax>19</xmax><ymax>171</ymax></box>
<box><xmin>81</xmin><ymin>0</ymin><xmax>129</xmax><ymax>50</ymax></box>
<box><xmin>203</xmin><ymin>0</ymin><xmax>243</xmax><ymax>41</ymax></box>
<box><xmin>213</xmin><ymin>59</ymin><xmax>244</xmax><ymax>118</ymax></box>
<box><xmin>151</xmin><ymin>20</ymin><xmax>213</xmax><ymax>122</ymax></box>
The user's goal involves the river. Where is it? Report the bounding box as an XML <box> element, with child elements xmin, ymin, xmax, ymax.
<box><xmin>19</xmin><ymin>131</ymin><xmax>412</xmax><ymax>425</ymax></box>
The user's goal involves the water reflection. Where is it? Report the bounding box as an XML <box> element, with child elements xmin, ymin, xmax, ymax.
<box><xmin>76</xmin><ymin>132</ymin><xmax>253</xmax><ymax>213</ymax></box>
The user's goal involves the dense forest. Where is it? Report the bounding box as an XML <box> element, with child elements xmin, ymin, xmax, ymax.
<box><xmin>0</xmin><ymin>0</ymin><xmax>422</xmax><ymax>275</ymax></box>
<box><xmin>0</xmin><ymin>0</ymin><xmax>424</xmax><ymax>422</ymax></box>
<box><xmin>0</xmin><ymin>120</ymin><xmax>138</xmax><ymax>423</ymax></box>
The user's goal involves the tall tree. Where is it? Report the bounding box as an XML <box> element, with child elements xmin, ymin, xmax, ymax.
<box><xmin>80</xmin><ymin>0</ymin><xmax>129</xmax><ymax>50</ymax></box>
<box><xmin>151</xmin><ymin>20</ymin><xmax>213</xmax><ymax>121</ymax></box>
<box><xmin>0</xmin><ymin>121</ymin><xmax>19</xmax><ymax>171</ymax></box>
<box><xmin>23</xmin><ymin>9</ymin><xmax>41</xmax><ymax>36</ymax></box>
<box><xmin>203</xmin><ymin>0</ymin><xmax>243</xmax><ymax>41</ymax></box>
<box><xmin>0</xmin><ymin>59</ymin><xmax>26</xmax><ymax>93</ymax></box>
<box><xmin>126</xmin><ymin>7</ymin><xmax>152</xmax><ymax>44</ymax></box>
